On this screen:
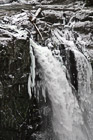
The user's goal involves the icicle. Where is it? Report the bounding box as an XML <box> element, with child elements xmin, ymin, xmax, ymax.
<box><xmin>42</xmin><ymin>86</ymin><xmax>46</xmax><ymax>102</ymax></box>
<box><xmin>30</xmin><ymin>39</ymin><xmax>36</xmax><ymax>88</ymax></box>
<box><xmin>28</xmin><ymin>73</ymin><xmax>32</xmax><ymax>99</ymax></box>
<box><xmin>27</xmin><ymin>38</ymin><xmax>36</xmax><ymax>99</ymax></box>
<box><xmin>19</xmin><ymin>84</ymin><xmax>20</xmax><ymax>93</ymax></box>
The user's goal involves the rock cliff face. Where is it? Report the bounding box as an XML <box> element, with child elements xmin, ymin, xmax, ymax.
<box><xmin>0</xmin><ymin>7</ymin><xmax>53</xmax><ymax>140</ymax></box>
<box><xmin>0</xmin><ymin>1</ymin><xmax>93</xmax><ymax>140</ymax></box>
<box><xmin>0</xmin><ymin>19</ymin><xmax>30</xmax><ymax>139</ymax></box>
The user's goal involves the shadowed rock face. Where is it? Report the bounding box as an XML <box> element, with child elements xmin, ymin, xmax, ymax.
<box><xmin>0</xmin><ymin>37</ymin><xmax>30</xmax><ymax>137</ymax></box>
<box><xmin>86</xmin><ymin>0</ymin><xmax>93</xmax><ymax>6</ymax></box>
<box><xmin>0</xmin><ymin>8</ymin><xmax>53</xmax><ymax>140</ymax></box>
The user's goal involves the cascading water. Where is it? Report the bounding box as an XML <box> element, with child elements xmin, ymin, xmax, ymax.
<box><xmin>29</xmin><ymin>37</ymin><xmax>92</xmax><ymax>140</ymax></box>
<box><xmin>50</xmin><ymin>26</ymin><xmax>93</xmax><ymax>140</ymax></box>
<box><xmin>28</xmin><ymin>4</ymin><xmax>93</xmax><ymax>140</ymax></box>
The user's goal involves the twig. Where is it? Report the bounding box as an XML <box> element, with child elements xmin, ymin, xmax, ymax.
<box><xmin>33</xmin><ymin>22</ymin><xmax>43</xmax><ymax>40</ymax></box>
<box><xmin>31</xmin><ymin>8</ymin><xmax>42</xmax><ymax>22</ymax></box>
<box><xmin>29</xmin><ymin>8</ymin><xmax>43</xmax><ymax>40</ymax></box>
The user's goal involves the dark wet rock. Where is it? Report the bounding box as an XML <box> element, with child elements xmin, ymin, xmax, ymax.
<box><xmin>86</xmin><ymin>0</ymin><xmax>93</xmax><ymax>6</ymax></box>
<box><xmin>0</xmin><ymin>9</ymin><xmax>54</xmax><ymax>139</ymax></box>
<box><xmin>0</xmin><ymin>28</ymin><xmax>30</xmax><ymax>131</ymax></box>
<box><xmin>67</xmin><ymin>50</ymin><xmax>78</xmax><ymax>92</ymax></box>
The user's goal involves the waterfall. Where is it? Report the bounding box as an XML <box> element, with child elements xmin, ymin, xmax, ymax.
<box><xmin>51</xmin><ymin>27</ymin><xmax>93</xmax><ymax>139</ymax></box>
<box><xmin>28</xmin><ymin>5</ymin><xmax>93</xmax><ymax>139</ymax></box>
<box><xmin>29</xmin><ymin>38</ymin><xmax>92</xmax><ymax>140</ymax></box>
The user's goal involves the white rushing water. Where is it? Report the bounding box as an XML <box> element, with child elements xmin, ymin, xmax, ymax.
<box><xmin>29</xmin><ymin>38</ymin><xmax>91</xmax><ymax>140</ymax></box>
<box><xmin>51</xmin><ymin>28</ymin><xmax>93</xmax><ymax>140</ymax></box>
<box><xmin>28</xmin><ymin>5</ymin><xmax>93</xmax><ymax>139</ymax></box>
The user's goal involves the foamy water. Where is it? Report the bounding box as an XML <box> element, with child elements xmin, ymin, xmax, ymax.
<box><xmin>29</xmin><ymin>38</ymin><xmax>90</xmax><ymax>140</ymax></box>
